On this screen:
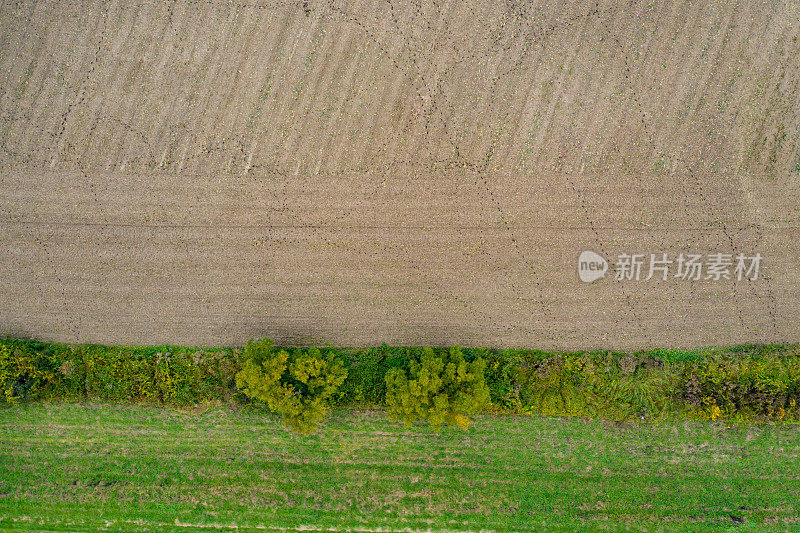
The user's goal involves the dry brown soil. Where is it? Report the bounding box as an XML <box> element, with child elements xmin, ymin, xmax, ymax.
<box><xmin>1</xmin><ymin>0</ymin><xmax>799</xmax><ymax>349</ymax></box>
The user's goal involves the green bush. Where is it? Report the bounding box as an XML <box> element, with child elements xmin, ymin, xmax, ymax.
<box><xmin>0</xmin><ymin>339</ymin><xmax>240</xmax><ymax>406</ymax></box>
<box><xmin>680</xmin><ymin>352</ymin><xmax>800</xmax><ymax>420</ymax></box>
<box><xmin>0</xmin><ymin>342</ymin><xmax>50</xmax><ymax>404</ymax></box>
<box><xmin>385</xmin><ymin>346</ymin><xmax>490</xmax><ymax>430</ymax></box>
<box><xmin>515</xmin><ymin>352</ymin><xmax>683</xmax><ymax>420</ymax></box>
<box><xmin>593</xmin><ymin>364</ymin><xmax>680</xmax><ymax>420</ymax></box>
<box><xmin>235</xmin><ymin>338</ymin><xmax>347</xmax><ymax>434</ymax></box>
<box><xmin>84</xmin><ymin>346</ymin><xmax>154</xmax><ymax>402</ymax></box>
<box><xmin>336</xmin><ymin>346</ymin><xmax>393</xmax><ymax>405</ymax></box>
<box><xmin>517</xmin><ymin>354</ymin><xmax>592</xmax><ymax>417</ymax></box>
<box><xmin>463</xmin><ymin>348</ymin><xmax>517</xmax><ymax>408</ymax></box>
<box><xmin>0</xmin><ymin>339</ymin><xmax>75</xmax><ymax>403</ymax></box>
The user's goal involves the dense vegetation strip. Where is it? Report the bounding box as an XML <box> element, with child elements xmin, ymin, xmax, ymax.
<box><xmin>2</xmin><ymin>338</ymin><xmax>800</xmax><ymax>428</ymax></box>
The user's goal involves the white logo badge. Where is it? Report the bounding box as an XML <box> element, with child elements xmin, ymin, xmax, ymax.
<box><xmin>578</xmin><ymin>251</ymin><xmax>608</xmax><ymax>283</ymax></box>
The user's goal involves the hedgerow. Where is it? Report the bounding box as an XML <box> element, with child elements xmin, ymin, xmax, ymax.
<box><xmin>1</xmin><ymin>337</ymin><xmax>799</xmax><ymax>430</ymax></box>
<box><xmin>0</xmin><ymin>338</ymin><xmax>237</xmax><ymax>405</ymax></box>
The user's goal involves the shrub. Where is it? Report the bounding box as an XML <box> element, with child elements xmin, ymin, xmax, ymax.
<box><xmin>514</xmin><ymin>352</ymin><xmax>682</xmax><ymax>420</ymax></box>
<box><xmin>463</xmin><ymin>348</ymin><xmax>517</xmax><ymax>408</ymax></box>
<box><xmin>0</xmin><ymin>341</ymin><xmax>55</xmax><ymax>404</ymax></box>
<box><xmin>594</xmin><ymin>365</ymin><xmax>680</xmax><ymax>420</ymax></box>
<box><xmin>336</xmin><ymin>346</ymin><xmax>395</xmax><ymax>406</ymax></box>
<box><xmin>235</xmin><ymin>338</ymin><xmax>347</xmax><ymax>434</ymax></box>
<box><xmin>385</xmin><ymin>346</ymin><xmax>490</xmax><ymax>430</ymax></box>
<box><xmin>84</xmin><ymin>346</ymin><xmax>155</xmax><ymax>402</ymax></box>
<box><xmin>517</xmin><ymin>355</ymin><xmax>592</xmax><ymax>417</ymax></box>
<box><xmin>51</xmin><ymin>345</ymin><xmax>87</xmax><ymax>401</ymax></box>
<box><xmin>681</xmin><ymin>353</ymin><xmax>800</xmax><ymax>420</ymax></box>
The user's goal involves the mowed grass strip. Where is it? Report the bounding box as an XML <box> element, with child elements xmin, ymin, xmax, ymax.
<box><xmin>0</xmin><ymin>404</ymin><xmax>799</xmax><ymax>532</ymax></box>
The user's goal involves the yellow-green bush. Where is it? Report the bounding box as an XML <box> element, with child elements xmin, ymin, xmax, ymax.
<box><xmin>84</xmin><ymin>347</ymin><xmax>154</xmax><ymax>402</ymax></box>
<box><xmin>684</xmin><ymin>353</ymin><xmax>800</xmax><ymax>420</ymax></box>
<box><xmin>384</xmin><ymin>346</ymin><xmax>490</xmax><ymax>430</ymax></box>
<box><xmin>0</xmin><ymin>342</ymin><xmax>57</xmax><ymax>404</ymax></box>
<box><xmin>235</xmin><ymin>338</ymin><xmax>347</xmax><ymax>434</ymax></box>
<box><xmin>517</xmin><ymin>353</ymin><xmax>683</xmax><ymax>421</ymax></box>
<box><xmin>0</xmin><ymin>339</ymin><xmax>239</xmax><ymax>406</ymax></box>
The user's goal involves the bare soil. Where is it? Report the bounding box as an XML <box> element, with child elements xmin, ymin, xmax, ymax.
<box><xmin>1</xmin><ymin>0</ymin><xmax>798</xmax><ymax>349</ymax></box>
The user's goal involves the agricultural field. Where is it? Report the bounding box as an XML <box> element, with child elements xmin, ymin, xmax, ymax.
<box><xmin>1</xmin><ymin>0</ymin><xmax>799</xmax><ymax>349</ymax></box>
<box><xmin>2</xmin><ymin>0</ymin><xmax>800</xmax><ymax>528</ymax></box>
<box><xmin>2</xmin><ymin>403</ymin><xmax>800</xmax><ymax>531</ymax></box>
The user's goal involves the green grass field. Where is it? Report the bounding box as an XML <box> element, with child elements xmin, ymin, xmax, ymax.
<box><xmin>1</xmin><ymin>404</ymin><xmax>799</xmax><ymax>532</ymax></box>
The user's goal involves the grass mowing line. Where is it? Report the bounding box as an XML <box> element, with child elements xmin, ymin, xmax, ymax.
<box><xmin>1</xmin><ymin>403</ymin><xmax>800</xmax><ymax>531</ymax></box>
<box><xmin>2</xmin><ymin>513</ymin><xmax>410</xmax><ymax>532</ymax></box>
